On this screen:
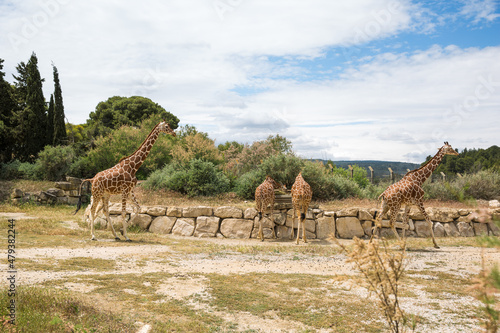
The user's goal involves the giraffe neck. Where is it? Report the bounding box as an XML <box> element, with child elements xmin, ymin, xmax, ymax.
<box><xmin>120</xmin><ymin>124</ymin><xmax>161</xmax><ymax>175</ymax></box>
<box><xmin>407</xmin><ymin>147</ymin><xmax>445</xmax><ymax>185</ymax></box>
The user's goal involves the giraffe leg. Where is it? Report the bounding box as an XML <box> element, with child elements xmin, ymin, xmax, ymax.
<box><xmin>302</xmin><ymin>203</ymin><xmax>309</xmax><ymax>244</ymax></box>
<box><xmin>371</xmin><ymin>201</ymin><xmax>389</xmax><ymax>242</ymax></box>
<box><xmin>89</xmin><ymin>194</ymin><xmax>99</xmax><ymax>241</ymax></box>
<box><xmin>121</xmin><ymin>193</ymin><xmax>131</xmax><ymax>242</ymax></box>
<box><xmin>102</xmin><ymin>195</ymin><xmax>120</xmax><ymax>240</ymax></box>
<box><xmin>402</xmin><ymin>205</ymin><xmax>410</xmax><ymax>240</ymax></box>
<box><xmin>389</xmin><ymin>208</ymin><xmax>402</xmax><ymax>241</ymax></box>
<box><xmin>270</xmin><ymin>199</ymin><xmax>276</xmax><ymax>239</ymax></box>
<box><xmin>295</xmin><ymin>209</ymin><xmax>302</xmax><ymax>245</ymax></box>
<box><xmin>258</xmin><ymin>212</ymin><xmax>264</xmax><ymax>241</ymax></box>
<box><xmin>417</xmin><ymin>202</ymin><xmax>439</xmax><ymax>249</ymax></box>
<box><xmin>129</xmin><ymin>189</ymin><xmax>140</xmax><ymax>223</ymax></box>
<box><xmin>290</xmin><ymin>207</ymin><xmax>296</xmax><ymax>240</ymax></box>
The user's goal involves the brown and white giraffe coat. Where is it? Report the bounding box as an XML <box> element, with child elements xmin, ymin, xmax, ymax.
<box><xmin>75</xmin><ymin>121</ymin><xmax>176</xmax><ymax>241</ymax></box>
<box><xmin>373</xmin><ymin>142</ymin><xmax>459</xmax><ymax>248</ymax></box>
<box><xmin>255</xmin><ymin>176</ymin><xmax>285</xmax><ymax>241</ymax></box>
<box><xmin>291</xmin><ymin>172</ymin><xmax>313</xmax><ymax>245</ymax></box>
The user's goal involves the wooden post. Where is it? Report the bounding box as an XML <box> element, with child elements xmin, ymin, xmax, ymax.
<box><xmin>368</xmin><ymin>166</ymin><xmax>374</xmax><ymax>183</ymax></box>
<box><xmin>440</xmin><ymin>172</ymin><xmax>446</xmax><ymax>182</ymax></box>
<box><xmin>388</xmin><ymin>167</ymin><xmax>394</xmax><ymax>183</ymax></box>
<box><xmin>348</xmin><ymin>165</ymin><xmax>353</xmax><ymax>178</ymax></box>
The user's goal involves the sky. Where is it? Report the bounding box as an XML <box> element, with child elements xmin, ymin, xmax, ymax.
<box><xmin>0</xmin><ymin>0</ymin><xmax>499</xmax><ymax>163</ymax></box>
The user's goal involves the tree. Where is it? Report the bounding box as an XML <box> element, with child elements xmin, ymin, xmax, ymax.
<box><xmin>86</xmin><ymin>96</ymin><xmax>180</xmax><ymax>138</ymax></box>
<box><xmin>16</xmin><ymin>52</ymin><xmax>48</xmax><ymax>162</ymax></box>
<box><xmin>266</xmin><ymin>134</ymin><xmax>293</xmax><ymax>154</ymax></box>
<box><xmin>52</xmin><ymin>65</ymin><xmax>67</xmax><ymax>145</ymax></box>
<box><xmin>47</xmin><ymin>94</ymin><xmax>55</xmax><ymax>144</ymax></box>
<box><xmin>0</xmin><ymin>58</ymin><xmax>17</xmax><ymax>162</ymax></box>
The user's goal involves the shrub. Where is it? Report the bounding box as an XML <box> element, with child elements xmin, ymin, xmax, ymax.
<box><xmin>234</xmin><ymin>169</ymin><xmax>267</xmax><ymax>199</ymax></box>
<box><xmin>462</xmin><ymin>170</ymin><xmax>500</xmax><ymax>200</ymax></box>
<box><xmin>144</xmin><ymin>159</ymin><xmax>230</xmax><ymax>197</ymax></box>
<box><xmin>35</xmin><ymin>145</ymin><xmax>75</xmax><ymax>181</ymax></box>
<box><xmin>0</xmin><ymin>160</ymin><xmax>42</xmax><ymax>180</ymax></box>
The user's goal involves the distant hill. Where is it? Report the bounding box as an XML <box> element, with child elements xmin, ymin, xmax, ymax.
<box><xmin>313</xmin><ymin>160</ymin><xmax>421</xmax><ymax>179</ymax></box>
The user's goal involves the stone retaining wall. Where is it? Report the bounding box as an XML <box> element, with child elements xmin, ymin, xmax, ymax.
<box><xmin>87</xmin><ymin>204</ymin><xmax>500</xmax><ymax>240</ymax></box>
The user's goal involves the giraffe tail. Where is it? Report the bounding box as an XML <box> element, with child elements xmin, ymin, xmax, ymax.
<box><xmin>73</xmin><ymin>178</ymin><xmax>92</xmax><ymax>215</ymax></box>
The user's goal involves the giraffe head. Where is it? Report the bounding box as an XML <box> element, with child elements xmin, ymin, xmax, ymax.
<box><xmin>266</xmin><ymin>176</ymin><xmax>287</xmax><ymax>192</ymax></box>
<box><xmin>441</xmin><ymin>141</ymin><xmax>459</xmax><ymax>156</ymax></box>
<box><xmin>158</xmin><ymin>121</ymin><xmax>176</xmax><ymax>137</ymax></box>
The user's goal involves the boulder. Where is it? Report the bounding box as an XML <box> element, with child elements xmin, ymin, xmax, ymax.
<box><xmin>457</xmin><ymin>222</ymin><xmax>474</xmax><ymax>237</ymax></box>
<box><xmin>214</xmin><ymin>206</ymin><xmax>243</xmax><ymax>219</ymax></box>
<box><xmin>488</xmin><ymin>221</ymin><xmax>500</xmax><ymax>236</ymax></box>
<box><xmin>443</xmin><ymin>223</ymin><xmax>460</xmax><ymax>237</ymax></box>
<box><xmin>433</xmin><ymin>222</ymin><xmax>445</xmax><ymax>237</ymax></box>
<box><xmin>167</xmin><ymin>207</ymin><xmax>183</xmax><ymax>217</ymax></box>
<box><xmin>337</xmin><ymin>207</ymin><xmax>358</xmax><ymax>217</ymax></box>
<box><xmin>409</xmin><ymin>208</ymin><xmax>425</xmax><ymax>220</ymax></box>
<box><xmin>251</xmin><ymin>227</ymin><xmax>275</xmax><ymax>239</ymax></box>
<box><xmin>276</xmin><ymin>225</ymin><xmax>293</xmax><ymax>239</ymax></box>
<box><xmin>427</xmin><ymin>208</ymin><xmax>459</xmax><ymax>223</ymax></box>
<box><xmin>171</xmin><ymin>218</ymin><xmax>196</xmax><ymax>236</ymax></box>
<box><xmin>220</xmin><ymin>219</ymin><xmax>253</xmax><ymax>239</ymax></box>
<box><xmin>254</xmin><ymin>216</ymin><xmax>274</xmax><ymax>229</ymax></box>
<box><xmin>336</xmin><ymin>217</ymin><xmax>364</xmax><ymax>239</ymax></box>
<box><xmin>194</xmin><ymin>216</ymin><xmax>220</xmax><ymax>237</ymax></box>
<box><xmin>131</xmin><ymin>214</ymin><xmax>152</xmax><ymax>230</ymax></box>
<box><xmin>46</xmin><ymin>188</ymin><xmax>65</xmax><ymax>197</ymax></box>
<box><xmin>11</xmin><ymin>188</ymin><xmax>23</xmax><ymax>199</ymax></box>
<box><xmin>489</xmin><ymin>200</ymin><xmax>500</xmax><ymax>208</ymax></box>
<box><xmin>146</xmin><ymin>206</ymin><xmax>166</xmax><ymax>216</ymax></box>
<box><xmin>361</xmin><ymin>220</ymin><xmax>373</xmax><ymax>236</ymax></box>
<box><xmin>414</xmin><ymin>221</ymin><xmax>432</xmax><ymax>237</ymax></box>
<box><xmin>183</xmin><ymin>206</ymin><xmax>213</xmax><ymax>218</ymax></box>
<box><xmin>273</xmin><ymin>212</ymin><xmax>287</xmax><ymax>226</ymax></box>
<box><xmin>305</xmin><ymin>219</ymin><xmax>316</xmax><ymax>233</ymax></box>
<box><xmin>358</xmin><ymin>209</ymin><xmax>373</xmax><ymax>221</ymax></box>
<box><xmin>149</xmin><ymin>216</ymin><xmax>177</xmax><ymax>234</ymax></box>
<box><xmin>109</xmin><ymin>203</ymin><xmax>134</xmax><ymax>215</ymax></box>
<box><xmin>316</xmin><ymin>216</ymin><xmax>335</xmax><ymax>239</ymax></box>
<box><xmin>55</xmin><ymin>181</ymin><xmax>74</xmax><ymax>191</ymax></box>
<box><xmin>244</xmin><ymin>208</ymin><xmax>258</xmax><ymax>219</ymax></box>
<box><xmin>473</xmin><ymin>222</ymin><xmax>488</xmax><ymax>236</ymax></box>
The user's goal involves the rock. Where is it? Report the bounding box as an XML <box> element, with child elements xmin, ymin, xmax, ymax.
<box><xmin>54</xmin><ymin>181</ymin><xmax>74</xmax><ymax>191</ymax></box>
<box><xmin>276</xmin><ymin>225</ymin><xmax>293</xmax><ymax>239</ymax></box>
<box><xmin>109</xmin><ymin>203</ymin><xmax>134</xmax><ymax>214</ymax></box>
<box><xmin>183</xmin><ymin>206</ymin><xmax>213</xmax><ymax>218</ymax></box>
<box><xmin>11</xmin><ymin>189</ymin><xmax>23</xmax><ymax>199</ymax></box>
<box><xmin>336</xmin><ymin>217</ymin><xmax>364</xmax><ymax>239</ymax></box>
<box><xmin>316</xmin><ymin>216</ymin><xmax>335</xmax><ymax>239</ymax></box>
<box><xmin>46</xmin><ymin>188</ymin><xmax>65</xmax><ymax>197</ymax></box>
<box><xmin>379</xmin><ymin>220</ymin><xmax>409</xmax><ymax>230</ymax></box>
<box><xmin>130</xmin><ymin>214</ymin><xmax>152</xmax><ymax>230</ymax></box>
<box><xmin>166</xmin><ymin>207</ymin><xmax>183</xmax><ymax>217</ymax></box>
<box><xmin>427</xmin><ymin>207</ymin><xmax>459</xmax><ymax>223</ymax></box>
<box><xmin>458</xmin><ymin>209</ymin><xmax>470</xmax><ymax>216</ymax></box>
<box><xmin>171</xmin><ymin>218</ymin><xmax>196</xmax><ymax>236</ymax></box>
<box><xmin>220</xmin><ymin>219</ymin><xmax>254</xmax><ymax>239</ymax></box>
<box><xmin>433</xmin><ymin>222</ymin><xmax>445</xmax><ymax>237</ymax></box>
<box><xmin>146</xmin><ymin>206</ymin><xmax>166</xmax><ymax>216</ymax></box>
<box><xmin>457</xmin><ymin>222</ymin><xmax>474</xmax><ymax>237</ymax></box>
<box><xmin>414</xmin><ymin>221</ymin><xmax>432</xmax><ymax>237</ymax></box>
<box><xmin>149</xmin><ymin>216</ymin><xmax>177</xmax><ymax>234</ymax></box>
<box><xmin>488</xmin><ymin>222</ymin><xmax>500</xmax><ymax>236</ymax></box>
<box><xmin>67</xmin><ymin>196</ymin><xmax>80</xmax><ymax>205</ymax></box>
<box><xmin>66</xmin><ymin>176</ymin><xmax>82</xmax><ymax>187</ymax></box>
<box><xmin>305</xmin><ymin>219</ymin><xmax>315</xmax><ymax>233</ymax></box>
<box><xmin>254</xmin><ymin>216</ymin><xmax>274</xmax><ymax>229</ymax></box>
<box><xmin>358</xmin><ymin>209</ymin><xmax>373</xmax><ymax>221</ymax></box>
<box><xmin>251</xmin><ymin>227</ymin><xmax>275</xmax><ymax>239</ymax></box>
<box><xmin>244</xmin><ymin>208</ymin><xmax>258</xmax><ymax>219</ymax></box>
<box><xmin>194</xmin><ymin>216</ymin><xmax>220</xmax><ymax>237</ymax></box>
<box><xmin>443</xmin><ymin>223</ymin><xmax>460</xmax><ymax>237</ymax></box>
<box><xmin>337</xmin><ymin>207</ymin><xmax>359</xmax><ymax>217</ymax></box>
<box><xmin>324</xmin><ymin>211</ymin><xmax>336</xmax><ymax>217</ymax></box>
<box><xmin>361</xmin><ymin>220</ymin><xmax>373</xmax><ymax>236</ymax></box>
<box><xmin>273</xmin><ymin>212</ymin><xmax>287</xmax><ymax>226</ymax></box>
<box><xmin>473</xmin><ymin>222</ymin><xmax>488</xmax><ymax>236</ymax></box>
<box><xmin>489</xmin><ymin>200</ymin><xmax>500</xmax><ymax>208</ymax></box>
<box><xmin>409</xmin><ymin>208</ymin><xmax>425</xmax><ymax>220</ymax></box>
<box><xmin>214</xmin><ymin>206</ymin><xmax>243</xmax><ymax>219</ymax></box>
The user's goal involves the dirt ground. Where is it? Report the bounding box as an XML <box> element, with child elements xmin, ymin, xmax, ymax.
<box><xmin>2</xmin><ymin>211</ymin><xmax>499</xmax><ymax>332</ymax></box>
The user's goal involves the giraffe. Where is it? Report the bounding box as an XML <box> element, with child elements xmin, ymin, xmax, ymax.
<box><xmin>372</xmin><ymin>142</ymin><xmax>459</xmax><ymax>248</ymax></box>
<box><xmin>291</xmin><ymin>172</ymin><xmax>312</xmax><ymax>245</ymax></box>
<box><xmin>255</xmin><ymin>176</ymin><xmax>286</xmax><ymax>241</ymax></box>
<box><xmin>74</xmin><ymin>121</ymin><xmax>176</xmax><ymax>241</ymax></box>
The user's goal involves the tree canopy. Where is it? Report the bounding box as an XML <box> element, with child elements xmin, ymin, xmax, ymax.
<box><xmin>86</xmin><ymin>96</ymin><xmax>180</xmax><ymax>138</ymax></box>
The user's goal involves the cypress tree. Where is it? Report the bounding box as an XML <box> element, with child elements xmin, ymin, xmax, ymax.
<box><xmin>23</xmin><ymin>52</ymin><xmax>48</xmax><ymax>162</ymax></box>
<box><xmin>47</xmin><ymin>94</ymin><xmax>55</xmax><ymax>145</ymax></box>
<box><xmin>52</xmin><ymin>64</ymin><xmax>67</xmax><ymax>145</ymax></box>
<box><xmin>0</xmin><ymin>58</ymin><xmax>17</xmax><ymax>162</ymax></box>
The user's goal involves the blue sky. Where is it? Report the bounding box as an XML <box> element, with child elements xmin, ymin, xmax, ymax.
<box><xmin>0</xmin><ymin>0</ymin><xmax>499</xmax><ymax>162</ymax></box>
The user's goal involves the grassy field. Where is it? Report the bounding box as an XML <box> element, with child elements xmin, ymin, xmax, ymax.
<box><xmin>0</xmin><ymin>182</ymin><xmax>497</xmax><ymax>332</ymax></box>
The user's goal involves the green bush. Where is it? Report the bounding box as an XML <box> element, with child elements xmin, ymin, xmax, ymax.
<box><xmin>234</xmin><ymin>169</ymin><xmax>267</xmax><ymax>199</ymax></box>
<box><xmin>462</xmin><ymin>170</ymin><xmax>500</xmax><ymax>200</ymax></box>
<box><xmin>145</xmin><ymin>159</ymin><xmax>230</xmax><ymax>197</ymax></box>
<box><xmin>0</xmin><ymin>160</ymin><xmax>41</xmax><ymax>180</ymax></box>
<box><xmin>35</xmin><ymin>145</ymin><xmax>75</xmax><ymax>181</ymax></box>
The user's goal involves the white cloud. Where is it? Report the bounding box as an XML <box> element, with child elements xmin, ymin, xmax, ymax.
<box><xmin>0</xmin><ymin>1</ymin><xmax>498</xmax><ymax>163</ymax></box>
<box><xmin>460</xmin><ymin>0</ymin><xmax>500</xmax><ymax>23</ymax></box>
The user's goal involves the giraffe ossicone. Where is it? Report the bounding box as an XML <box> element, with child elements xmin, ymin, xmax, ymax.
<box><xmin>371</xmin><ymin>142</ymin><xmax>459</xmax><ymax>248</ymax></box>
<box><xmin>74</xmin><ymin>121</ymin><xmax>176</xmax><ymax>241</ymax></box>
